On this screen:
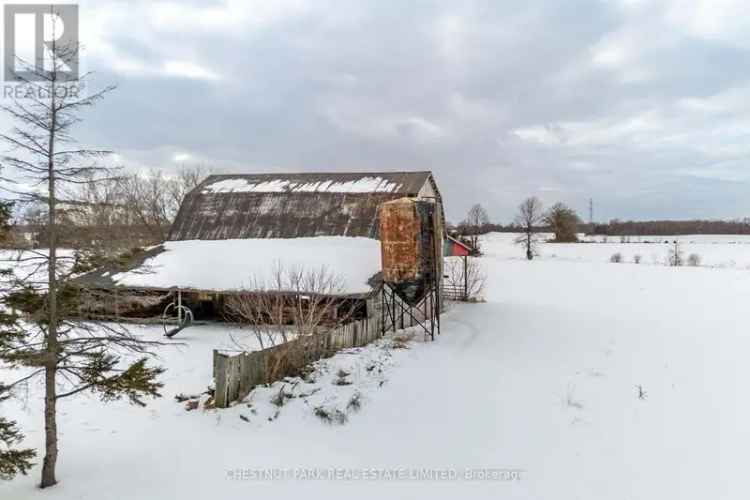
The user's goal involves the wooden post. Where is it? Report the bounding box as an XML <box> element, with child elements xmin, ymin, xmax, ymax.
<box><xmin>463</xmin><ymin>255</ymin><xmax>468</xmax><ymax>301</ymax></box>
<box><xmin>214</xmin><ymin>350</ymin><xmax>228</xmax><ymax>408</ymax></box>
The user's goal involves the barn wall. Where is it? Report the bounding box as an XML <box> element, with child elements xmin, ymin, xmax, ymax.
<box><xmin>168</xmin><ymin>172</ymin><xmax>437</xmax><ymax>241</ymax></box>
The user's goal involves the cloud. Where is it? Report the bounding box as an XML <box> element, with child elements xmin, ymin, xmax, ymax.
<box><xmin>162</xmin><ymin>61</ymin><xmax>221</xmax><ymax>81</ymax></box>
<box><xmin>6</xmin><ymin>0</ymin><xmax>749</xmax><ymax>222</ymax></box>
<box><xmin>172</xmin><ymin>152</ymin><xmax>192</xmax><ymax>162</ymax></box>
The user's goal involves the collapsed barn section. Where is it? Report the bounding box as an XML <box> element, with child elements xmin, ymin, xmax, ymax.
<box><xmin>75</xmin><ymin>171</ymin><xmax>448</xmax><ymax>332</ymax></box>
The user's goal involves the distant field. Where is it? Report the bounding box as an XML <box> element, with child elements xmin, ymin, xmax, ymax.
<box><xmin>482</xmin><ymin>232</ymin><xmax>750</xmax><ymax>269</ymax></box>
<box><xmin>3</xmin><ymin>232</ymin><xmax>750</xmax><ymax>500</ymax></box>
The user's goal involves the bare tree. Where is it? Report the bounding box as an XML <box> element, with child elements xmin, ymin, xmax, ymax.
<box><xmin>514</xmin><ymin>197</ymin><xmax>544</xmax><ymax>260</ymax></box>
<box><xmin>545</xmin><ymin>202</ymin><xmax>581</xmax><ymax>243</ymax></box>
<box><xmin>224</xmin><ymin>267</ymin><xmax>291</xmax><ymax>350</ymax></box>
<box><xmin>54</xmin><ymin>174</ymin><xmax>133</xmax><ymax>251</ymax></box>
<box><xmin>117</xmin><ymin>170</ymin><xmax>173</xmax><ymax>242</ymax></box>
<box><xmin>461</xmin><ymin>204</ymin><xmax>490</xmax><ymax>252</ymax></box>
<box><xmin>12</xmin><ymin>165</ymin><xmax>210</xmax><ymax>252</ymax></box>
<box><xmin>0</xmin><ymin>28</ymin><xmax>164</xmax><ymax>488</ymax></box>
<box><xmin>224</xmin><ymin>265</ymin><xmax>355</xmax><ymax>380</ymax></box>
<box><xmin>443</xmin><ymin>257</ymin><xmax>486</xmax><ymax>301</ymax></box>
<box><xmin>118</xmin><ymin>166</ymin><xmax>209</xmax><ymax>243</ymax></box>
<box><xmin>165</xmin><ymin>164</ymin><xmax>210</xmax><ymax>212</ymax></box>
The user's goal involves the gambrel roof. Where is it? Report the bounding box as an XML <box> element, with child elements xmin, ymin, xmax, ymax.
<box><xmin>168</xmin><ymin>171</ymin><xmax>441</xmax><ymax>241</ymax></box>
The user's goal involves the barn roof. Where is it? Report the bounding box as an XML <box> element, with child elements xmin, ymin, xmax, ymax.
<box><xmin>168</xmin><ymin>171</ymin><xmax>439</xmax><ymax>241</ymax></box>
<box><xmin>74</xmin><ymin>237</ymin><xmax>382</xmax><ymax>296</ymax></box>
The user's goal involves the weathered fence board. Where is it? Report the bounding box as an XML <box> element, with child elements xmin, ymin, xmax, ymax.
<box><xmin>212</xmin><ymin>287</ymin><xmax>436</xmax><ymax>408</ymax></box>
<box><xmin>213</xmin><ymin>307</ymin><xmax>384</xmax><ymax>408</ymax></box>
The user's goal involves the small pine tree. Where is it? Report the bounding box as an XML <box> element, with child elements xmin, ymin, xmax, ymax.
<box><xmin>0</xmin><ymin>21</ymin><xmax>165</xmax><ymax>488</ymax></box>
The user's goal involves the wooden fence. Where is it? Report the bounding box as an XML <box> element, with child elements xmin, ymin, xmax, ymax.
<box><xmin>214</xmin><ymin>304</ymin><xmax>384</xmax><ymax>408</ymax></box>
<box><xmin>212</xmin><ymin>288</ymin><xmax>440</xmax><ymax>408</ymax></box>
<box><xmin>441</xmin><ymin>283</ymin><xmax>466</xmax><ymax>301</ymax></box>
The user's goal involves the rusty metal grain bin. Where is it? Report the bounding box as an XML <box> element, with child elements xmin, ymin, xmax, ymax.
<box><xmin>379</xmin><ymin>197</ymin><xmax>438</xmax><ymax>306</ymax></box>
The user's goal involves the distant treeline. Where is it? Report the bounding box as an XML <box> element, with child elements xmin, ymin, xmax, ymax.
<box><xmin>591</xmin><ymin>219</ymin><xmax>750</xmax><ymax>236</ymax></box>
<box><xmin>461</xmin><ymin>219</ymin><xmax>750</xmax><ymax>236</ymax></box>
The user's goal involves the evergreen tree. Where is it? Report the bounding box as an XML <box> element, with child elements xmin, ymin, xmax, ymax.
<box><xmin>0</xmin><ymin>15</ymin><xmax>164</xmax><ymax>488</ymax></box>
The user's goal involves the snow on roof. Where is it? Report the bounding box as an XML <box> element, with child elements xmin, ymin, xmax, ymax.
<box><xmin>168</xmin><ymin>172</ymin><xmax>439</xmax><ymax>241</ymax></box>
<box><xmin>202</xmin><ymin>176</ymin><xmax>402</xmax><ymax>195</ymax></box>
<box><xmin>108</xmin><ymin>237</ymin><xmax>382</xmax><ymax>295</ymax></box>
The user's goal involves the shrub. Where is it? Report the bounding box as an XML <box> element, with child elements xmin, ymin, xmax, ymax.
<box><xmin>333</xmin><ymin>369</ymin><xmax>352</xmax><ymax>386</ymax></box>
<box><xmin>443</xmin><ymin>257</ymin><xmax>486</xmax><ymax>301</ymax></box>
<box><xmin>610</xmin><ymin>252</ymin><xmax>623</xmax><ymax>263</ymax></box>
<box><xmin>687</xmin><ymin>253</ymin><xmax>701</xmax><ymax>267</ymax></box>
<box><xmin>544</xmin><ymin>202</ymin><xmax>581</xmax><ymax>242</ymax></box>
<box><xmin>313</xmin><ymin>406</ymin><xmax>348</xmax><ymax>425</ymax></box>
<box><xmin>271</xmin><ymin>385</ymin><xmax>293</xmax><ymax>407</ymax></box>
<box><xmin>633</xmin><ymin>255</ymin><xmax>642</xmax><ymax>264</ymax></box>
<box><xmin>346</xmin><ymin>392</ymin><xmax>362</xmax><ymax>412</ymax></box>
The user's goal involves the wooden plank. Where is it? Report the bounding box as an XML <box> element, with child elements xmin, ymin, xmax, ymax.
<box><xmin>238</xmin><ymin>351</ymin><xmax>265</xmax><ymax>401</ymax></box>
<box><xmin>214</xmin><ymin>350</ymin><xmax>229</xmax><ymax>408</ymax></box>
<box><xmin>228</xmin><ymin>356</ymin><xmax>241</xmax><ymax>403</ymax></box>
<box><xmin>217</xmin><ymin>313</ymin><xmax>401</xmax><ymax>407</ymax></box>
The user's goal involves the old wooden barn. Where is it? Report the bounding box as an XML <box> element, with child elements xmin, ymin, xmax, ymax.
<box><xmin>76</xmin><ymin>171</ymin><xmax>447</xmax><ymax>334</ymax></box>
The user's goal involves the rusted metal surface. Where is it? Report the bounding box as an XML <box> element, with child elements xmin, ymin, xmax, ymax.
<box><xmin>168</xmin><ymin>172</ymin><xmax>439</xmax><ymax>241</ymax></box>
<box><xmin>379</xmin><ymin>198</ymin><xmax>422</xmax><ymax>283</ymax></box>
<box><xmin>379</xmin><ymin>198</ymin><xmax>440</xmax><ymax>306</ymax></box>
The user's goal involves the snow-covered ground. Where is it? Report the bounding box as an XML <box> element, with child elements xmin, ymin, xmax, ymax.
<box><xmin>2</xmin><ymin>234</ymin><xmax>749</xmax><ymax>499</ymax></box>
<box><xmin>486</xmin><ymin>232</ymin><xmax>750</xmax><ymax>269</ymax></box>
<box><xmin>0</xmin><ymin>249</ymin><xmax>76</xmax><ymax>290</ymax></box>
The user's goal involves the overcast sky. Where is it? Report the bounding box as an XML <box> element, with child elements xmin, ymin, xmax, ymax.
<box><xmin>9</xmin><ymin>0</ymin><xmax>750</xmax><ymax>223</ymax></box>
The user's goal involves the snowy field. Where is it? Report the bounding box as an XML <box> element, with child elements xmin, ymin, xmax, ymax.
<box><xmin>2</xmin><ymin>234</ymin><xmax>750</xmax><ymax>499</ymax></box>
<box><xmin>487</xmin><ymin>232</ymin><xmax>750</xmax><ymax>269</ymax></box>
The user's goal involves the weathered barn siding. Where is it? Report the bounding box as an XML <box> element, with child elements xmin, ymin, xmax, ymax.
<box><xmin>170</xmin><ymin>191</ymin><xmax>403</xmax><ymax>240</ymax></box>
<box><xmin>169</xmin><ymin>172</ymin><xmax>443</xmax><ymax>241</ymax></box>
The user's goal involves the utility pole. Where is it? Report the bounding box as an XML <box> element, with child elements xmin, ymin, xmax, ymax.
<box><xmin>588</xmin><ymin>198</ymin><xmax>594</xmax><ymax>233</ymax></box>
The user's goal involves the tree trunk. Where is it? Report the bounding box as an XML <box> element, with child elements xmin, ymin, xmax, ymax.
<box><xmin>40</xmin><ymin>364</ymin><xmax>58</xmax><ymax>488</ymax></box>
<box><xmin>41</xmin><ymin>68</ymin><xmax>59</xmax><ymax>489</ymax></box>
<box><xmin>526</xmin><ymin>231</ymin><xmax>533</xmax><ymax>260</ymax></box>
